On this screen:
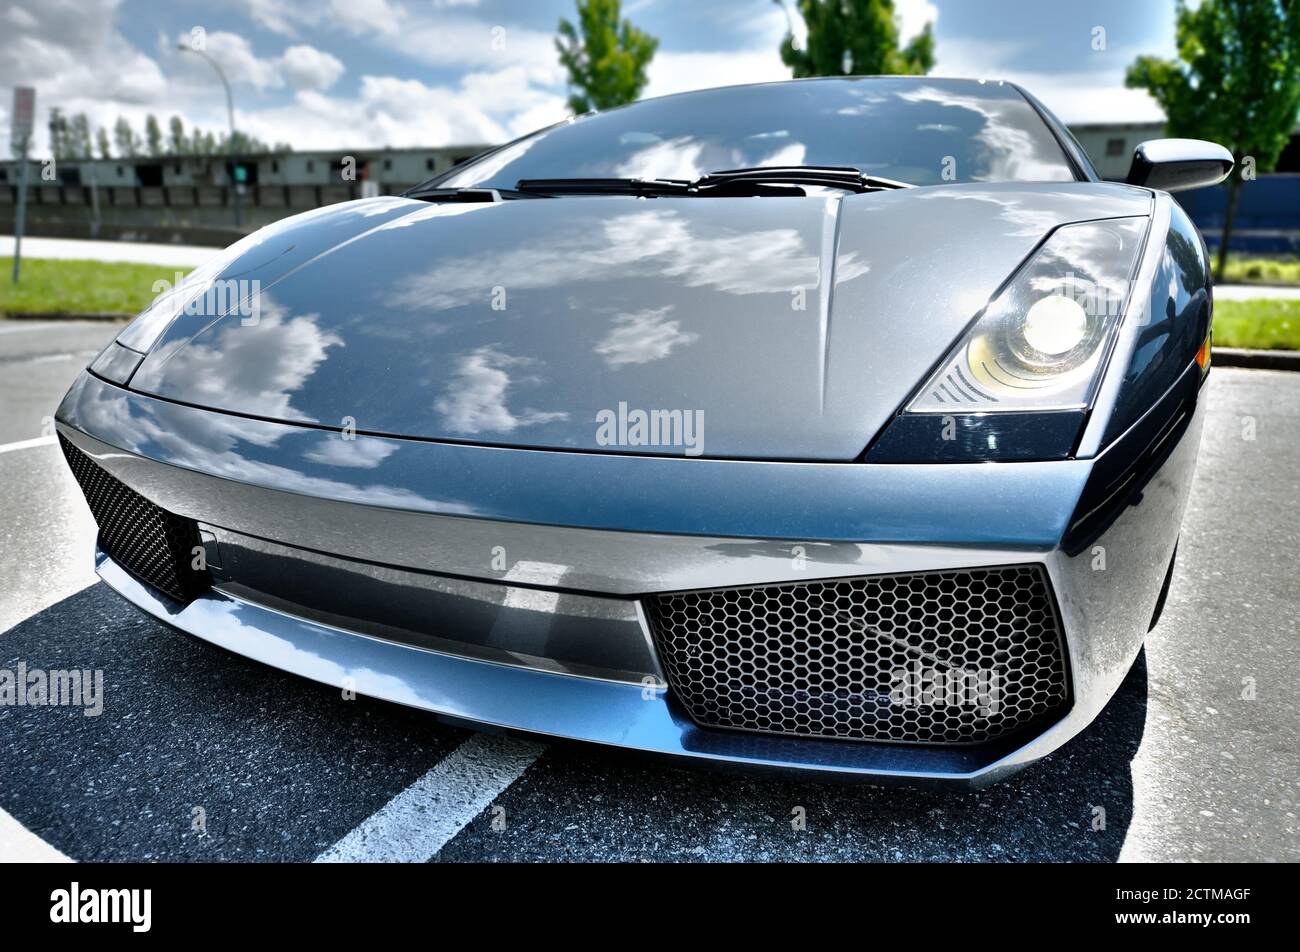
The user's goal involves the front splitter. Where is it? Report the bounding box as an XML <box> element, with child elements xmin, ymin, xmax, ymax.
<box><xmin>95</xmin><ymin>550</ymin><xmax>1054</xmax><ymax>787</ymax></box>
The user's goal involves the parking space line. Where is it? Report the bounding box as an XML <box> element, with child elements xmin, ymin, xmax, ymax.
<box><xmin>0</xmin><ymin>435</ymin><xmax>56</xmax><ymax>455</ymax></box>
<box><xmin>315</xmin><ymin>734</ymin><xmax>543</xmax><ymax>863</ymax></box>
<box><xmin>0</xmin><ymin>806</ymin><xmax>74</xmax><ymax>863</ymax></box>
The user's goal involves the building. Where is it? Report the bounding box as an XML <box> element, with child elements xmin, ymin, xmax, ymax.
<box><xmin>2</xmin><ymin>124</ymin><xmax>1299</xmax><ymax>252</ymax></box>
<box><xmin>0</xmin><ymin>145</ymin><xmax>490</xmax><ymax>242</ymax></box>
<box><xmin>1068</xmin><ymin>122</ymin><xmax>1166</xmax><ymax>180</ymax></box>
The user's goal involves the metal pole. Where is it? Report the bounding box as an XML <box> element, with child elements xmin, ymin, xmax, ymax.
<box><xmin>219</xmin><ymin>63</ymin><xmax>242</xmax><ymax>231</ymax></box>
<box><xmin>88</xmin><ymin>158</ymin><xmax>100</xmax><ymax>239</ymax></box>
<box><xmin>12</xmin><ymin>135</ymin><xmax>29</xmax><ymax>283</ymax></box>
<box><xmin>180</xmin><ymin>45</ymin><xmax>241</xmax><ymax>230</ymax></box>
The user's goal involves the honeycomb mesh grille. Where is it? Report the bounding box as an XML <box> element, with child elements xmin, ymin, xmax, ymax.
<box><xmin>60</xmin><ymin>434</ymin><xmax>209</xmax><ymax>602</ymax></box>
<box><xmin>646</xmin><ymin>565</ymin><xmax>1068</xmax><ymax>745</ymax></box>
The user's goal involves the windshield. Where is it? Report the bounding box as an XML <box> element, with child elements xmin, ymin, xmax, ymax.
<box><xmin>433</xmin><ymin>78</ymin><xmax>1078</xmax><ymax>191</ymax></box>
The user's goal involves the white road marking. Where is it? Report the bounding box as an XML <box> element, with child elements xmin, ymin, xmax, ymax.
<box><xmin>0</xmin><ymin>435</ymin><xmax>56</xmax><ymax>455</ymax></box>
<box><xmin>0</xmin><ymin>806</ymin><xmax>74</xmax><ymax>863</ymax></box>
<box><xmin>502</xmin><ymin>560</ymin><xmax>568</xmax><ymax>613</ymax></box>
<box><xmin>315</xmin><ymin>734</ymin><xmax>543</xmax><ymax>863</ymax></box>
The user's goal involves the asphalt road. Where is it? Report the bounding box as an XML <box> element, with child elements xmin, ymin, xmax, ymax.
<box><xmin>1</xmin><ymin>320</ymin><xmax>1297</xmax><ymax>862</ymax></box>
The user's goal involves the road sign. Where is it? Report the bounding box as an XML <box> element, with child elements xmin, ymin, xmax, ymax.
<box><xmin>11</xmin><ymin>86</ymin><xmax>35</xmax><ymax>143</ymax></box>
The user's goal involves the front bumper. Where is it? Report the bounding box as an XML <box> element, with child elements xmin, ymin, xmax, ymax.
<box><xmin>58</xmin><ymin>369</ymin><xmax>1205</xmax><ymax>786</ymax></box>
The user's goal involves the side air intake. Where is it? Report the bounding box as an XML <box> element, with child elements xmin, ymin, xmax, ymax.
<box><xmin>60</xmin><ymin>434</ymin><xmax>210</xmax><ymax>602</ymax></box>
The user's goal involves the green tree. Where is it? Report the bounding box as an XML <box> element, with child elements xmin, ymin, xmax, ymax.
<box><xmin>66</xmin><ymin>113</ymin><xmax>92</xmax><ymax>158</ymax></box>
<box><xmin>1127</xmin><ymin>0</ymin><xmax>1300</xmax><ymax>277</ymax></box>
<box><xmin>556</xmin><ymin>0</ymin><xmax>658</xmax><ymax>114</ymax></box>
<box><xmin>776</xmin><ymin>0</ymin><xmax>934</xmax><ymax>77</ymax></box>
<box><xmin>112</xmin><ymin>116</ymin><xmax>140</xmax><ymax>157</ymax></box>
<box><xmin>168</xmin><ymin>115</ymin><xmax>187</xmax><ymax>155</ymax></box>
<box><xmin>95</xmin><ymin>127</ymin><xmax>112</xmax><ymax>159</ymax></box>
<box><xmin>48</xmin><ymin>107</ymin><xmax>69</xmax><ymax>159</ymax></box>
<box><xmin>144</xmin><ymin>114</ymin><xmax>164</xmax><ymax>157</ymax></box>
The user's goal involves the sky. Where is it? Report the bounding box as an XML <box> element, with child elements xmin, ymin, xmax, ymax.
<box><xmin>0</xmin><ymin>0</ymin><xmax>1180</xmax><ymax>158</ymax></box>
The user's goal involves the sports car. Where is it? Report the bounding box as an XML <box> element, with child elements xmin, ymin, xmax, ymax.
<box><xmin>56</xmin><ymin>78</ymin><xmax>1231</xmax><ymax>785</ymax></box>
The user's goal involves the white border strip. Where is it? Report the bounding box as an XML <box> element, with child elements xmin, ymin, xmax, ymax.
<box><xmin>315</xmin><ymin>734</ymin><xmax>543</xmax><ymax>863</ymax></box>
<box><xmin>0</xmin><ymin>435</ymin><xmax>56</xmax><ymax>455</ymax></box>
<box><xmin>0</xmin><ymin>805</ymin><xmax>74</xmax><ymax>863</ymax></box>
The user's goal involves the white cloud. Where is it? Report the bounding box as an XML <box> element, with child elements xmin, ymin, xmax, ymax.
<box><xmin>172</xmin><ymin>33</ymin><xmax>345</xmax><ymax>94</ymax></box>
<box><xmin>385</xmin><ymin>207</ymin><xmax>823</xmax><ymax>312</ymax></box>
<box><xmin>5</xmin><ymin>6</ymin><xmax>38</xmax><ymax>30</ymax></box>
<box><xmin>327</xmin><ymin>0</ymin><xmax>405</xmax><ymax>38</ymax></box>
<box><xmin>0</xmin><ymin>0</ymin><xmax>167</xmax><ymax>155</ymax></box>
<box><xmin>180</xmin><ymin>30</ymin><xmax>285</xmax><ymax>92</ymax></box>
<box><xmin>192</xmin><ymin>0</ymin><xmax>565</xmax><ymax>146</ymax></box>
<box><xmin>226</xmin><ymin>0</ymin><xmax>302</xmax><ymax>37</ymax></box>
<box><xmin>894</xmin><ymin>0</ymin><xmax>939</xmax><ymax>43</ymax></box>
<box><xmin>645</xmin><ymin>50</ymin><xmax>790</xmax><ymax>100</ymax></box>
<box><xmin>376</xmin><ymin>16</ymin><xmax>557</xmax><ymax>72</ymax></box>
<box><xmin>280</xmin><ymin>44</ymin><xmax>345</xmax><ymax>91</ymax></box>
<box><xmin>231</xmin><ymin>0</ymin><xmax>555</xmax><ymax>72</ymax></box>
<box><xmin>1014</xmin><ymin>77</ymin><xmax>1162</xmax><ymax>125</ymax></box>
<box><xmin>143</xmin><ymin>298</ymin><xmax>343</xmax><ymax>423</ymax></box>
<box><xmin>931</xmin><ymin>38</ymin><xmax>1163</xmax><ymax>124</ymax></box>
<box><xmin>435</xmin><ymin>346</ymin><xmax>568</xmax><ymax>435</ymax></box>
<box><xmin>303</xmin><ymin>436</ymin><xmax>398</xmax><ymax>468</ymax></box>
<box><xmin>595</xmin><ymin>307</ymin><xmax>699</xmax><ymax>367</ymax></box>
<box><xmin>0</xmin><ymin>0</ymin><xmax>1164</xmax><ymax>163</ymax></box>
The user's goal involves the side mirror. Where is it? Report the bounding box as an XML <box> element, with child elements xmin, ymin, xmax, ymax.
<box><xmin>1125</xmin><ymin>138</ymin><xmax>1234</xmax><ymax>192</ymax></box>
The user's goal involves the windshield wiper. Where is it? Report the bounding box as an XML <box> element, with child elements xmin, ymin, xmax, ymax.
<box><xmin>693</xmin><ymin>166</ymin><xmax>914</xmax><ymax>193</ymax></box>
<box><xmin>515</xmin><ymin>177</ymin><xmax>692</xmax><ymax>196</ymax></box>
<box><xmin>515</xmin><ymin>167</ymin><xmax>913</xmax><ymax>198</ymax></box>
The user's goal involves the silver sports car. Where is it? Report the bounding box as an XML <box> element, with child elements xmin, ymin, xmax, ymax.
<box><xmin>57</xmin><ymin>78</ymin><xmax>1229</xmax><ymax>785</ymax></box>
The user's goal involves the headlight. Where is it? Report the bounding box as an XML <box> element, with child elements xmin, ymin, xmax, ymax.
<box><xmin>87</xmin><ymin>267</ymin><xmax>223</xmax><ymax>386</ymax></box>
<box><xmin>1020</xmin><ymin>295</ymin><xmax>1088</xmax><ymax>357</ymax></box>
<box><xmin>906</xmin><ymin>217</ymin><xmax>1149</xmax><ymax>413</ymax></box>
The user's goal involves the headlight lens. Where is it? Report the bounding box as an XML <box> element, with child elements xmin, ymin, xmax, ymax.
<box><xmin>1021</xmin><ymin>295</ymin><xmax>1088</xmax><ymax>357</ymax></box>
<box><xmin>907</xmin><ymin>217</ymin><xmax>1149</xmax><ymax>413</ymax></box>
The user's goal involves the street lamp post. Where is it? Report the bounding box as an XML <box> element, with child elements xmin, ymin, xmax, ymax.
<box><xmin>178</xmin><ymin>43</ymin><xmax>242</xmax><ymax>230</ymax></box>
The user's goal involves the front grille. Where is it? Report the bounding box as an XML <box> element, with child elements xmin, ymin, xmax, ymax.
<box><xmin>60</xmin><ymin>435</ymin><xmax>210</xmax><ymax>602</ymax></box>
<box><xmin>646</xmin><ymin>565</ymin><xmax>1068</xmax><ymax>745</ymax></box>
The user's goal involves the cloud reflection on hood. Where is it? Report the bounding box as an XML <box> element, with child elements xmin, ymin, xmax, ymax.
<box><xmin>435</xmin><ymin>345</ymin><xmax>569</xmax><ymax>434</ymax></box>
<box><xmin>594</xmin><ymin>306</ymin><xmax>699</xmax><ymax>367</ymax></box>
<box><xmin>384</xmin><ymin>206</ymin><xmax>825</xmax><ymax>312</ymax></box>
<box><xmin>138</xmin><ymin>295</ymin><xmax>342</xmax><ymax>424</ymax></box>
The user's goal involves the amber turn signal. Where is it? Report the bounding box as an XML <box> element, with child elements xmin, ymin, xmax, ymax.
<box><xmin>1196</xmin><ymin>328</ymin><xmax>1212</xmax><ymax>373</ymax></box>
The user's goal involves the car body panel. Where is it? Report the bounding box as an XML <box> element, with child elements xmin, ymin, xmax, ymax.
<box><xmin>128</xmin><ymin>184</ymin><xmax>1149</xmax><ymax>461</ymax></box>
<box><xmin>58</xmin><ymin>373</ymin><xmax>1091</xmax><ymax>555</ymax></box>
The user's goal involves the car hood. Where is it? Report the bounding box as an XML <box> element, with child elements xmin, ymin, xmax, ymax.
<box><xmin>129</xmin><ymin>184</ymin><xmax>1151</xmax><ymax>460</ymax></box>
